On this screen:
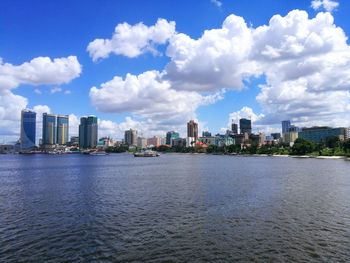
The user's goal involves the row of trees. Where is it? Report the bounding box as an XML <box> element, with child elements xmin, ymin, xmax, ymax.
<box><xmin>104</xmin><ymin>137</ymin><xmax>350</xmax><ymax>157</ymax></box>
<box><xmin>155</xmin><ymin>137</ymin><xmax>350</xmax><ymax>157</ymax></box>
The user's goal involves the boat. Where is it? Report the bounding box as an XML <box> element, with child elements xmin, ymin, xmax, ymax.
<box><xmin>89</xmin><ymin>150</ymin><xmax>109</xmax><ymax>156</ymax></box>
<box><xmin>134</xmin><ymin>150</ymin><xmax>159</xmax><ymax>157</ymax></box>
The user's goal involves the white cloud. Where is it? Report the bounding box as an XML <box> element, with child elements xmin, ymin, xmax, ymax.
<box><xmin>0</xmin><ymin>56</ymin><xmax>82</xmax><ymax>90</ymax></box>
<box><xmin>211</xmin><ymin>0</ymin><xmax>222</xmax><ymax>8</ymax></box>
<box><xmin>311</xmin><ymin>0</ymin><xmax>339</xmax><ymax>12</ymax></box>
<box><xmin>253</xmin><ymin>10</ymin><xmax>350</xmax><ymax>128</ymax></box>
<box><xmin>87</xmin><ymin>19</ymin><xmax>176</xmax><ymax>61</ymax></box>
<box><xmin>165</xmin><ymin>14</ymin><xmax>259</xmax><ymax>91</ymax></box>
<box><xmin>64</xmin><ymin>90</ymin><xmax>71</xmax><ymax>95</ymax></box>
<box><xmin>50</xmin><ymin>87</ymin><xmax>62</xmax><ymax>94</ymax></box>
<box><xmin>90</xmin><ymin>70</ymin><xmax>223</xmax><ymax>136</ymax></box>
<box><xmin>0</xmin><ymin>56</ymin><xmax>82</xmax><ymax>141</ymax></box>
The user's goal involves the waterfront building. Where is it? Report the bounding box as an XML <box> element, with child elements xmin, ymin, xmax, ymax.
<box><xmin>79</xmin><ymin>116</ymin><xmax>98</xmax><ymax>149</ymax></box>
<box><xmin>97</xmin><ymin>137</ymin><xmax>114</xmax><ymax>150</ymax></box>
<box><xmin>166</xmin><ymin>131</ymin><xmax>180</xmax><ymax>145</ymax></box>
<box><xmin>202</xmin><ymin>131</ymin><xmax>212</xmax><ymax>137</ymax></box>
<box><xmin>57</xmin><ymin>115</ymin><xmax>69</xmax><ymax>145</ymax></box>
<box><xmin>283</xmin><ymin>131</ymin><xmax>299</xmax><ymax>145</ymax></box>
<box><xmin>345</xmin><ymin>127</ymin><xmax>350</xmax><ymax>140</ymax></box>
<box><xmin>231</xmin><ymin>122</ymin><xmax>238</xmax><ymax>134</ymax></box>
<box><xmin>42</xmin><ymin>113</ymin><xmax>57</xmax><ymax>145</ymax></box>
<box><xmin>215</xmin><ymin>135</ymin><xmax>234</xmax><ymax>147</ymax></box>
<box><xmin>259</xmin><ymin>133</ymin><xmax>266</xmax><ymax>145</ymax></box>
<box><xmin>198</xmin><ymin>136</ymin><xmax>216</xmax><ymax>146</ymax></box>
<box><xmin>124</xmin><ymin>129</ymin><xmax>137</xmax><ymax>146</ymax></box>
<box><xmin>137</xmin><ymin>137</ymin><xmax>147</xmax><ymax>149</ymax></box>
<box><xmin>147</xmin><ymin>136</ymin><xmax>161</xmax><ymax>148</ymax></box>
<box><xmin>239</xmin><ymin>118</ymin><xmax>252</xmax><ymax>134</ymax></box>
<box><xmin>20</xmin><ymin>109</ymin><xmax>36</xmax><ymax>150</ymax></box>
<box><xmin>298</xmin><ymin>127</ymin><xmax>346</xmax><ymax>143</ymax></box>
<box><xmin>187</xmin><ymin>120</ymin><xmax>198</xmax><ymax>146</ymax></box>
<box><xmin>282</xmin><ymin>120</ymin><xmax>291</xmax><ymax>134</ymax></box>
<box><xmin>172</xmin><ymin>138</ymin><xmax>187</xmax><ymax>147</ymax></box>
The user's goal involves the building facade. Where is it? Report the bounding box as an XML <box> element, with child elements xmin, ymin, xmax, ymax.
<box><xmin>298</xmin><ymin>127</ymin><xmax>346</xmax><ymax>143</ymax></box>
<box><xmin>124</xmin><ymin>129</ymin><xmax>137</xmax><ymax>146</ymax></box>
<box><xmin>42</xmin><ymin>113</ymin><xmax>57</xmax><ymax>145</ymax></box>
<box><xmin>79</xmin><ymin>116</ymin><xmax>98</xmax><ymax>149</ymax></box>
<box><xmin>231</xmin><ymin>123</ymin><xmax>238</xmax><ymax>134</ymax></box>
<box><xmin>57</xmin><ymin>115</ymin><xmax>69</xmax><ymax>145</ymax></box>
<box><xmin>20</xmin><ymin>109</ymin><xmax>36</xmax><ymax>150</ymax></box>
<box><xmin>187</xmin><ymin>120</ymin><xmax>198</xmax><ymax>146</ymax></box>
<box><xmin>147</xmin><ymin>136</ymin><xmax>161</xmax><ymax>147</ymax></box>
<box><xmin>166</xmin><ymin>131</ymin><xmax>180</xmax><ymax>145</ymax></box>
<box><xmin>137</xmin><ymin>137</ymin><xmax>147</xmax><ymax>149</ymax></box>
<box><xmin>239</xmin><ymin>118</ymin><xmax>252</xmax><ymax>134</ymax></box>
<box><xmin>282</xmin><ymin>120</ymin><xmax>291</xmax><ymax>134</ymax></box>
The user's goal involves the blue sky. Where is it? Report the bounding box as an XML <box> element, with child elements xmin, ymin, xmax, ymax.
<box><xmin>1</xmin><ymin>0</ymin><xmax>350</xmax><ymax>142</ymax></box>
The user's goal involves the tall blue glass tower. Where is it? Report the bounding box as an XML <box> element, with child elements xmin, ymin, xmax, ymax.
<box><xmin>42</xmin><ymin>113</ymin><xmax>57</xmax><ymax>145</ymax></box>
<box><xmin>79</xmin><ymin>116</ymin><xmax>98</xmax><ymax>149</ymax></box>
<box><xmin>20</xmin><ymin>109</ymin><xmax>36</xmax><ymax>150</ymax></box>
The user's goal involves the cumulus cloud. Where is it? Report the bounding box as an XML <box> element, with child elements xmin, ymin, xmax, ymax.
<box><xmin>90</xmin><ymin>70</ymin><xmax>223</xmax><ymax>135</ymax></box>
<box><xmin>165</xmin><ymin>14</ymin><xmax>259</xmax><ymax>91</ymax></box>
<box><xmin>253</xmin><ymin>11</ymin><xmax>350</xmax><ymax>127</ymax></box>
<box><xmin>311</xmin><ymin>0</ymin><xmax>339</xmax><ymax>12</ymax></box>
<box><xmin>0</xmin><ymin>56</ymin><xmax>82</xmax><ymax>141</ymax></box>
<box><xmin>89</xmin><ymin>10</ymin><xmax>350</xmax><ymax>133</ymax></box>
<box><xmin>0</xmin><ymin>56</ymin><xmax>82</xmax><ymax>90</ymax></box>
<box><xmin>87</xmin><ymin>19</ymin><xmax>176</xmax><ymax>61</ymax></box>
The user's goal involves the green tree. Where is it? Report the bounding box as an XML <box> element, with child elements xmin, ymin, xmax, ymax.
<box><xmin>291</xmin><ymin>138</ymin><xmax>316</xmax><ymax>155</ymax></box>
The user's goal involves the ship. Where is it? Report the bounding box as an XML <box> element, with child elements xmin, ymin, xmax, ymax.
<box><xmin>134</xmin><ymin>150</ymin><xmax>159</xmax><ymax>157</ymax></box>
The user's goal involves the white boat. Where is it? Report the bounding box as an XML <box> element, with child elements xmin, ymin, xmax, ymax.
<box><xmin>134</xmin><ymin>150</ymin><xmax>159</xmax><ymax>157</ymax></box>
<box><xmin>89</xmin><ymin>151</ymin><xmax>109</xmax><ymax>156</ymax></box>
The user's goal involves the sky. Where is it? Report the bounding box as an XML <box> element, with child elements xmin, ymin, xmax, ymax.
<box><xmin>1</xmin><ymin>0</ymin><xmax>350</xmax><ymax>143</ymax></box>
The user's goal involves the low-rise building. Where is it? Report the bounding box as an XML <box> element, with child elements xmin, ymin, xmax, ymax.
<box><xmin>298</xmin><ymin>127</ymin><xmax>346</xmax><ymax>143</ymax></box>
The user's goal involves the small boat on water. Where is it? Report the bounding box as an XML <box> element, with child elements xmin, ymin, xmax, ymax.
<box><xmin>134</xmin><ymin>150</ymin><xmax>159</xmax><ymax>157</ymax></box>
<box><xmin>89</xmin><ymin>151</ymin><xmax>109</xmax><ymax>156</ymax></box>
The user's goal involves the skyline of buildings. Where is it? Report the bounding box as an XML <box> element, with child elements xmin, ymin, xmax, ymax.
<box><xmin>15</xmin><ymin>108</ymin><xmax>350</xmax><ymax>151</ymax></box>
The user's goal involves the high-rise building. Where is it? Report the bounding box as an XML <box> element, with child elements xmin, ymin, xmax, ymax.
<box><xmin>42</xmin><ymin>113</ymin><xmax>57</xmax><ymax>145</ymax></box>
<box><xmin>79</xmin><ymin>116</ymin><xmax>98</xmax><ymax>149</ymax></box>
<box><xmin>282</xmin><ymin>120</ymin><xmax>291</xmax><ymax>134</ymax></box>
<box><xmin>147</xmin><ymin>136</ymin><xmax>161</xmax><ymax>147</ymax></box>
<box><xmin>124</xmin><ymin>129</ymin><xmax>137</xmax><ymax>146</ymax></box>
<box><xmin>137</xmin><ymin>137</ymin><xmax>147</xmax><ymax>149</ymax></box>
<box><xmin>239</xmin><ymin>118</ymin><xmax>252</xmax><ymax>134</ymax></box>
<box><xmin>231</xmin><ymin>122</ymin><xmax>238</xmax><ymax>134</ymax></box>
<box><xmin>20</xmin><ymin>109</ymin><xmax>36</xmax><ymax>150</ymax></box>
<box><xmin>57</xmin><ymin>115</ymin><xmax>69</xmax><ymax>145</ymax></box>
<box><xmin>187</xmin><ymin>120</ymin><xmax>198</xmax><ymax>146</ymax></box>
<box><xmin>166</xmin><ymin>131</ymin><xmax>180</xmax><ymax>145</ymax></box>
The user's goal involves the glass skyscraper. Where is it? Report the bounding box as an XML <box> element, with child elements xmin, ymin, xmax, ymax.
<box><xmin>42</xmin><ymin>113</ymin><xmax>57</xmax><ymax>145</ymax></box>
<box><xmin>57</xmin><ymin>115</ymin><xmax>69</xmax><ymax>145</ymax></box>
<box><xmin>20</xmin><ymin>109</ymin><xmax>36</xmax><ymax>150</ymax></box>
<box><xmin>79</xmin><ymin>116</ymin><xmax>98</xmax><ymax>149</ymax></box>
<box><xmin>239</xmin><ymin>118</ymin><xmax>252</xmax><ymax>134</ymax></box>
<box><xmin>282</xmin><ymin>120</ymin><xmax>291</xmax><ymax>134</ymax></box>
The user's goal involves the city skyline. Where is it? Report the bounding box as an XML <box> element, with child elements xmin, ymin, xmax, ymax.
<box><xmin>1</xmin><ymin>0</ymin><xmax>350</xmax><ymax>143</ymax></box>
